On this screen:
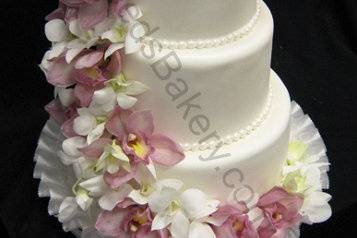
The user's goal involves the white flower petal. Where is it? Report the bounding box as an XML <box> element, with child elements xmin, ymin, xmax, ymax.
<box><xmin>128</xmin><ymin>190</ymin><xmax>149</xmax><ymax>205</ymax></box>
<box><xmin>117</xmin><ymin>93</ymin><xmax>138</xmax><ymax>109</ymax></box>
<box><xmin>125</xmin><ymin>81</ymin><xmax>149</xmax><ymax>96</ymax></box>
<box><xmin>92</xmin><ymin>87</ymin><xmax>116</xmax><ymax>105</ymax></box>
<box><xmin>125</xmin><ymin>29</ymin><xmax>141</xmax><ymax>54</ymax></box>
<box><xmin>48</xmin><ymin>42</ymin><xmax>67</xmax><ymax>60</ymax></box>
<box><xmin>189</xmin><ymin>221</ymin><xmax>216</xmax><ymax>238</ymax></box>
<box><xmin>76</xmin><ymin>192</ymin><xmax>93</xmax><ymax>211</ymax></box>
<box><xmin>304</xmin><ymin>203</ymin><xmax>332</xmax><ymax>224</ymax></box>
<box><xmin>155</xmin><ymin>179</ymin><xmax>183</xmax><ymax>191</ymax></box>
<box><xmin>79</xmin><ymin>175</ymin><xmax>107</xmax><ymax>197</ymax></box>
<box><xmin>73</xmin><ymin>114</ymin><xmax>97</xmax><ymax>136</ymax></box>
<box><xmin>66</xmin><ymin>45</ymin><xmax>85</xmax><ymax>64</ymax></box>
<box><xmin>87</xmin><ymin>123</ymin><xmax>106</xmax><ymax>144</ymax></box>
<box><xmin>69</xmin><ymin>20</ymin><xmax>85</xmax><ymax>39</ymax></box>
<box><xmin>148</xmin><ymin>187</ymin><xmax>177</xmax><ymax>213</ymax></box>
<box><xmin>45</xmin><ymin>19</ymin><xmax>69</xmax><ymax>42</ymax></box>
<box><xmin>107</xmin><ymin>163</ymin><xmax>120</xmax><ymax>174</ymax></box>
<box><xmin>122</xmin><ymin>6</ymin><xmax>143</xmax><ymax>22</ymax></box>
<box><xmin>198</xmin><ymin>199</ymin><xmax>220</xmax><ymax>219</ymax></box>
<box><xmin>73</xmin><ymin>157</ymin><xmax>96</xmax><ymax>179</ymax></box>
<box><xmin>151</xmin><ymin>212</ymin><xmax>174</xmax><ymax>231</ymax></box>
<box><xmin>62</xmin><ymin>137</ymin><xmax>87</xmax><ymax>157</ymax></box>
<box><xmin>40</xmin><ymin>51</ymin><xmax>52</xmax><ymax>72</ymax></box>
<box><xmin>58</xmin><ymin>88</ymin><xmax>75</xmax><ymax>107</ymax></box>
<box><xmin>169</xmin><ymin>211</ymin><xmax>190</xmax><ymax>238</ymax></box>
<box><xmin>102</xmin><ymin>29</ymin><xmax>121</xmax><ymax>43</ymax></box>
<box><xmin>180</xmin><ymin>189</ymin><xmax>210</xmax><ymax>219</ymax></box>
<box><xmin>99</xmin><ymin>184</ymin><xmax>132</xmax><ymax>211</ymax></box>
<box><xmin>104</xmin><ymin>43</ymin><xmax>125</xmax><ymax>60</ymax></box>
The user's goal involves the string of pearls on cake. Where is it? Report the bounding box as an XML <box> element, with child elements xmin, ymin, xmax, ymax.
<box><xmin>180</xmin><ymin>83</ymin><xmax>273</xmax><ymax>152</ymax></box>
<box><xmin>142</xmin><ymin>0</ymin><xmax>262</xmax><ymax>50</ymax></box>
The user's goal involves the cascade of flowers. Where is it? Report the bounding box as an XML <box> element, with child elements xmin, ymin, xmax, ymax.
<box><xmin>40</xmin><ymin>1</ymin><xmax>331</xmax><ymax>238</ymax></box>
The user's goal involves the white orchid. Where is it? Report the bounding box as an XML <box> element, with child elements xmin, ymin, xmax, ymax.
<box><xmin>74</xmin><ymin>174</ymin><xmax>133</xmax><ymax>212</ymax></box>
<box><xmin>128</xmin><ymin>164</ymin><xmax>180</xmax><ymax>205</ymax></box>
<box><xmin>41</xmin><ymin>19</ymin><xmax>71</xmax><ymax>71</ymax></box>
<box><xmin>66</xmin><ymin>19</ymin><xmax>113</xmax><ymax>64</ymax></box>
<box><xmin>300</xmin><ymin>190</ymin><xmax>332</xmax><ymax>224</ymax></box>
<box><xmin>88</xmin><ymin>73</ymin><xmax>149</xmax><ymax>113</ymax></box>
<box><xmin>149</xmin><ymin>186</ymin><xmax>219</xmax><ymax>238</ymax></box>
<box><xmin>92</xmin><ymin>140</ymin><xmax>131</xmax><ymax>175</ymax></box>
<box><xmin>102</xmin><ymin>5</ymin><xmax>146</xmax><ymax>56</ymax></box>
<box><xmin>73</xmin><ymin>108</ymin><xmax>106</xmax><ymax>144</ymax></box>
<box><xmin>282</xmin><ymin>140</ymin><xmax>332</xmax><ymax>225</ymax></box>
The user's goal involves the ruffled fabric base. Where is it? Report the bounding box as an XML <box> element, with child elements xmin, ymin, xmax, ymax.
<box><xmin>33</xmin><ymin>102</ymin><xmax>330</xmax><ymax>238</ymax></box>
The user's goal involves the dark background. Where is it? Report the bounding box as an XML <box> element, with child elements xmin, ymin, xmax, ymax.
<box><xmin>0</xmin><ymin>0</ymin><xmax>356</xmax><ymax>237</ymax></box>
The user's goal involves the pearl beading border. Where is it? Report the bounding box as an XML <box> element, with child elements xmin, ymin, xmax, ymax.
<box><xmin>180</xmin><ymin>83</ymin><xmax>273</xmax><ymax>152</ymax></box>
<box><xmin>142</xmin><ymin>0</ymin><xmax>261</xmax><ymax>50</ymax></box>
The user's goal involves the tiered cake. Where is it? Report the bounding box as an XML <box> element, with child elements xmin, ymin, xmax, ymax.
<box><xmin>35</xmin><ymin>1</ymin><xmax>331</xmax><ymax>237</ymax></box>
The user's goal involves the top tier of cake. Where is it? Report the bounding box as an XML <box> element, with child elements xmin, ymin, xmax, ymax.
<box><xmin>131</xmin><ymin>0</ymin><xmax>258</xmax><ymax>41</ymax></box>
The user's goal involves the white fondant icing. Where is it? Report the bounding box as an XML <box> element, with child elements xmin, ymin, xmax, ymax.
<box><xmin>123</xmin><ymin>1</ymin><xmax>274</xmax><ymax>146</ymax></box>
<box><xmin>130</xmin><ymin>0</ymin><xmax>258</xmax><ymax>41</ymax></box>
<box><xmin>142</xmin><ymin>0</ymin><xmax>262</xmax><ymax>49</ymax></box>
<box><xmin>155</xmin><ymin>71</ymin><xmax>291</xmax><ymax>201</ymax></box>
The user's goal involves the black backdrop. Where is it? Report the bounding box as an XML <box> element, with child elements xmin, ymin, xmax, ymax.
<box><xmin>0</xmin><ymin>0</ymin><xmax>356</xmax><ymax>237</ymax></box>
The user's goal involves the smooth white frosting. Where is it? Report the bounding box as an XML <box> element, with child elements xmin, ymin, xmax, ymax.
<box><xmin>130</xmin><ymin>0</ymin><xmax>257</xmax><ymax>41</ymax></box>
<box><xmin>156</xmin><ymin>72</ymin><xmax>291</xmax><ymax>200</ymax></box>
<box><xmin>123</xmin><ymin>2</ymin><xmax>274</xmax><ymax>146</ymax></box>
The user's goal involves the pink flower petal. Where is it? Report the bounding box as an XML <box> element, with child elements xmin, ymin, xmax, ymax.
<box><xmin>74</xmin><ymin>50</ymin><xmax>104</xmax><ymax>69</ymax></box>
<box><xmin>74</xmin><ymin>67</ymin><xmax>107</xmax><ymax>87</ymax></box>
<box><xmin>258</xmin><ymin>187</ymin><xmax>289</xmax><ymax>207</ymax></box>
<box><xmin>61</xmin><ymin>116</ymin><xmax>78</xmax><ymax>138</ymax></box>
<box><xmin>78</xmin><ymin>0</ymin><xmax>108</xmax><ymax>29</ymax></box>
<box><xmin>257</xmin><ymin>218</ymin><xmax>276</xmax><ymax>238</ymax></box>
<box><xmin>126</xmin><ymin>110</ymin><xmax>154</xmax><ymax>138</ymax></box>
<box><xmin>106</xmin><ymin>107</ymin><xmax>132</xmax><ymax>140</ymax></box>
<box><xmin>110</xmin><ymin>0</ymin><xmax>127</xmax><ymax>16</ymax></box>
<box><xmin>95</xmin><ymin>208</ymin><xmax>127</xmax><ymax>237</ymax></box>
<box><xmin>148</xmin><ymin>134</ymin><xmax>185</xmax><ymax>166</ymax></box>
<box><xmin>257</xmin><ymin>187</ymin><xmax>303</xmax><ymax>234</ymax></box>
<box><xmin>104</xmin><ymin>168</ymin><xmax>137</xmax><ymax>189</ymax></box>
<box><xmin>211</xmin><ymin>203</ymin><xmax>248</xmax><ymax>222</ymax></box>
<box><xmin>45</xmin><ymin>6</ymin><xmax>65</xmax><ymax>21</ymax></box>
<box><xmin>45</xmin><ymin>99</ymin><xmax>66</xmax><ymax>124</ymax></box>
<box><xmin>104</xmin><ymin>50</ymin><xmax>122</xmax><ymax>79</ymax></box>
<box><xmin>74</xmin><ymin>83</ymin><xmax>94</xmax><ymax>107</ymax></box>
<box><xmin>47</xmin><ymin>58</ymin><xmax>75</xmax><ymax>87</ymax></box>
<box><xmin>64</xmin><ymin>103</ymin><xmax>78</xmax><ymax>120</ymax></box>
<box><xmin>64</xmin><ymin>7</ymin><xmax>78</xmax><ymax>22</ymax></box>
<box><xmin>79</xmin><ymin>138</ymin><xmax>112</xmax><ymax>158</ymax></box>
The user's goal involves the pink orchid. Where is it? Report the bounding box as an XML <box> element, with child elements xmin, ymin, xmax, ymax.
<box><xmin>47</xmin><ymin>0</ymin><xmax>109</xmax><ymax>30</ymax></box>
<box><xmin>211</xmin><ymin>203</ymin><xmax>258</xmax><ymax>238</ymax></box>
<box><xmin>46</xmin><ymin>0</ymin><xmax>127</xmax><ymax>29</ymax></box>
<box><xmin>95</xmin><ymin>202</ymin><xmax>169</xmax><ymax>238</ymax></box>
<box><xmin>257</xmin><ymin>187</ymin><xmax>303</xmax><ymax>238</ymax></box>
<box><xmin>45</xmin><ymin>98</ymin><xmax>80</xmax><ymax>138</ymax></box>
<box><xmin>105</xmin><ymin>107</ymin><xmax>185</xmax><ymax>166</ymax></box>
<box><xmin>47</xmin><ymin>57</ymin><xmax>76</xmax><ymax>87</ymax></box>
<box><xmin>79</xmin><ymin>138</ymin><xmax>112</xmax><ymax>158</ymax></box>
<box><xmin>45</xmin><ymin>98</ymin><xmax>76</xmax><ymax>124</ymax></box>
<box><xmin>73</xmin><ymin>50</ymin><xmax>122</xmax><ymax>88</ymax></box>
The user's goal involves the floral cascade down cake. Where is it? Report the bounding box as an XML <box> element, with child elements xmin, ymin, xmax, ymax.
<box><xmin>34</xmin><ymin>0</ymin><xmax>332</xmax><ymax>237</ymax></box>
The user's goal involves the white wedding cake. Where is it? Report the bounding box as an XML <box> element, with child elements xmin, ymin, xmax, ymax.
<box><xmin>35</xmin><ymin>0</ymin><xmax>331</xmax><ymax>237</ymax></box>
